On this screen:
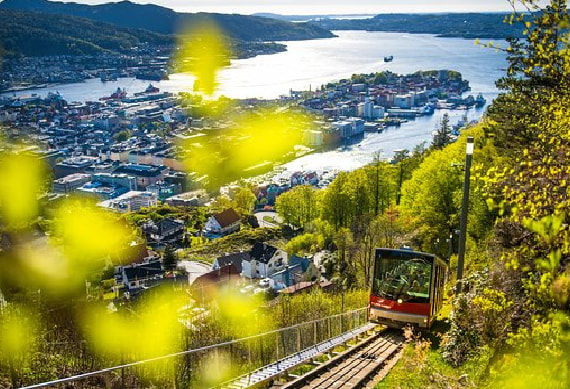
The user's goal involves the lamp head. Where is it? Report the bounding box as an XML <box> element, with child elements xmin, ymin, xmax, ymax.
<box><xmin>466</xmin><ymin>136</ymin><xmax>474</xmax><ymax>155</ymax></box>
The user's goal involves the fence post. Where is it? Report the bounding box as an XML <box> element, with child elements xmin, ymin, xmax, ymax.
<box><xmin>313</xmin><ymin>321</ymin><xmax>317</xmax><ymax>346</ymax></box>
<box><xmin>296</xmin><ymin>326</ymin><xmax>301</xmax><ymax>353</ymax></box>
<box><xmin>275</xmin><ymin>332</ymin><xmax>279</xmax><ymax>361</ymax></box>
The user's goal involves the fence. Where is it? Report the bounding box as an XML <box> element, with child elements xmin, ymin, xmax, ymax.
<box><xmin>20</xmin><ymin>307</ymin><xmax>369</xmax><ymax>389</ymax></box>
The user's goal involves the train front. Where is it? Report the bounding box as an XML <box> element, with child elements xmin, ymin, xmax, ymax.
<box><xmin>369</xmin><ymin>249</ymin><xmax>434</xmax><ymax>329</ymax></box>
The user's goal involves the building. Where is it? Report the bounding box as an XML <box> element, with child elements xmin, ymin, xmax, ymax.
<box><xmin>205</xmin><ymin>208</ymin><xmax>241</xmax><ymax>236</ymax></box>
<box><xmin>115</xmin><ymin>258</ymin><xmax>164</xmax><ymax>292</ymax></box>
<box><xmin>142</xmin><ymin>218</ymin><xmax>185</xmax><ymax>244</ymax></box>
<box><xmin>93</xmin><ymin>173</ymin><xmax>138</xmax><ymax>191</ymax></box>
<box><xmin>394</xmin><ymin>94</ymin><xmax>414</xmax><ymax>109</ymax></box>
<box><xmin>305</xmin><ymin>130</ymin><xmax>324</xmax><ymax>147</ymax></box>
<box><xmin>165</xmin><ymin>190</ymin><xmax>209</xmax><ymax>207</ymax></box>
<box><xmin>53</xmin><ymin>173</ymin><xmax>91</xmax><ymax>194</ymax></box>
<box><xmin>147</xmin><ymin>180</ymin><xmax>181</xmax><ymax>201</ymax></box>
<box><xmin>99</xmin><ymin>191</ymin><xmax>158</xmax><ymax>213</ymax></box>
<box><xmin>113</xmin><ymin>163</ymin><xmax>168</xmax><ymax>190</ymax></box>
<box><xmin>241</xmin><ymin>242</ymin><xmax>287</xmax><ymax>279</ymax></box>
<box><xmin>54</xmin><ymin>156</ymin><xmax>99</xmax><ymax>178</ymax></box>
<box><xmin>278</xmin><ymin>279</ymin><xmax>333</xmax><ymax>295</ymax></box>
<box><xmin>212</xmin><ymin>251</ymin><xmax>250</xmax><ymax>273</ymax></box>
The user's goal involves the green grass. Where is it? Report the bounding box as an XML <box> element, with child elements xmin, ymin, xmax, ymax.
<box><xmin>289</xmin><ymin>364</ymin><xmax>315</xmax><ymax>376</ymax></box>
<box><xmin>314</xmin><ymin>354</ymin><xmax>331</xmax><ymax>363</ymax></box>
<box><xmin>263</xmin><ymin>216</ymin><xmax>276</xmax><ymax>223</ymax></box>
<box><xmin>332</xmin><ymin>344</ymin><xmax>348</xmax><ymax>353</ymax></box>
<box><xmin>376</xmin><ymin>343</ymin><xmax>491</xmax><ymax>389</ymax></box>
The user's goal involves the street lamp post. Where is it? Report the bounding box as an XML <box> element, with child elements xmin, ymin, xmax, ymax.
<box><xmin>456</xmin><ymin>136</ymin><xmax>474</xmax><ymax>294</ymax></box>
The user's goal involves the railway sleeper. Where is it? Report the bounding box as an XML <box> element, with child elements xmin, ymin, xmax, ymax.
<box><xmin>278</xmin><ymin>328</ymin><xmax>389</xmax><ymax>389</ymax></box>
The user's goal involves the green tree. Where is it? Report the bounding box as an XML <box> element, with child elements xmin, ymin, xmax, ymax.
<box><xmin>232</xmin><ymin>187</ymin><xmax>256</xmax><ymax>215</ymax></box>
<box><xmin>432</xmin><ymin>113</ymin><xmax>452</xmax><ymax>149</ymax></box>
<box><xmin>163</xmin><ymin>244</ymin><xmax>177</xmax><ymax>271</ymax></box>
<box><xmin>275</xmin><ymin>185</ymin><xmax>318</xmax><ymax>229</ymax></box>
<box><xmin>321</xmin><ymin>172</ymin><xmax>352</xmax><ymax>230</ymax></box>
<box><xmin>113</xmin><ymin>129</ymin><xmax>131</xmax><ymax>142</ymax></box>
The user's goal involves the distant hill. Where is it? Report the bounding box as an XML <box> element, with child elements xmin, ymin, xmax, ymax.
<box><xmin>253</xmin><ymin>13</ymin><xmax>376</xmax><ymax>22</ymax></box>
<box><xmin>309</xmin><ymin>13</ymin><xmax>525</xmax><ymax>39</ymax></box>
<box><xmin>0</xmin><ymin>9</ymin><xmax>172</xmax><ymax>56</ymax></box>
<box><xmin>0</xmin><ymin>0</ymin><xmax>336</xmax><ymax>41</ymax></box>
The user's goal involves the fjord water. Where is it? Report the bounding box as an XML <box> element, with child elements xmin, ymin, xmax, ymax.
<box><xmin>4</xmin><ymin>30</ymin><xmax>507</xmax><ymax>167</ymax></box>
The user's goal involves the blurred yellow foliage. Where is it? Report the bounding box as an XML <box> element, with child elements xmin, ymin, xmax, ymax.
<box><xmin>198</xmin><ymin>350</ymin><xmax>235</xmax><ymax>387</ymax></box>
<box><xmin>175</xmin><ymin>21</ymin><xmax>230</xmax><ymax>96</ymax></box>
<box><xmin>81</xmin><ymin>288</ymin><xmax>186</xmax><ymax>375</ymax></box>
<box><xmin>0</xmin><ymin>306</ymin><xmax>36</xmax><ymax>363</ymax></box>
<box><xmin>2</xmin><ymin>199</ymin><xmax>133</xmax><ymax>294</ymax></box>
<box><xmin>52</xmin><ymin>198</ymin><xmax>131</xmax><ymax>263</ymax></box>
<box><xmin>0</xmin><ymin>152</ymin><xmax>44</xmax><ymax>228</ymax></box>
<box><xmin>182</xmin><ymin>109</ymin><xmax>311</xmax><ymax>188</ymax></box>
<box><xmin>212</xmin><ymin>286</ymin><xmax>268</xmax><ymax>337</ymax></box>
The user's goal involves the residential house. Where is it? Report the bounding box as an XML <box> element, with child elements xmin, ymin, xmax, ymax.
<box><xmin>241</xmin><ymin>242</ymin><xmax>287</xmax><ymax>279</ymax></box>
<box><xmin>278</xmin><ymin>279</ymin><xmax>333</xmax><ymax>295</ymax></box>
<box><xmin>142</xmin><ymin>218</ymin><xmax>185</xmax><ymax>245</ymax></box>
<box><xmin>212</xmin><ymin>251</ymin><xmax>250</xmax><ymax>273</ymax></box>
<box><xmin>115</xmin><ymin>258</ymin><xmax>165</xmax><ymax>292</ymax></box>
<box><xmin>205</xmin><ymin>208</ymin><xmax>241</xmax><ymax>236</ymax></box>
<box><xmin>192</xmin><ymin>263</ymin><xmax>241</xmax><ymax>300</ymax></box>
<box><xmin>270</xmin><ymin>255</ymin><xmax>312</xmax><ymax>290</ymax></box>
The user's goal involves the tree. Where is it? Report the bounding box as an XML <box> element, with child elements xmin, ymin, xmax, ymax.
<box><xmin>486</xmin><ymin>0</ymin><xmax>570</xmax><ymax>153</ymax></box>
<box><xmin>275</xmin><ymin>185</ymin><xmax>318</xmax><ymax>229</ymax></box>
<box><xmin>163</xmin><ymin>244</ymin><xmax>177</xmax><ymax>271</ymax></box>
<box><xmin>113</xmin><ymin>129</ymin><xmax>131</xmax><ymax>142</ymax></box>
<box><xmin>232</xmin><ymin>187</ymin><xmax>256</xmax><ymax>215</ymax></box>
<box><xmin>432</xmin><ymin>113</ymin><xmax>452</xmax><ymax>149</ymax></box>
<box><xmin>321</xmin><ymin>172</ymin><xmax>352</xmax><ymax>230</ymax></box>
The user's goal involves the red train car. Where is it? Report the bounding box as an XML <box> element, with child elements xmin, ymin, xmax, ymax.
<box><xmin>369</xmin><ymin>248</ymin><xmax>447</xmax><ymax>329</ymax></box>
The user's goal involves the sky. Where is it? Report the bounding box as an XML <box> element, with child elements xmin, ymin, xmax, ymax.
<box><xmin>77</xmin><ymin>0</ymin><xmax>521</xmax><ymax>15</ymax></box>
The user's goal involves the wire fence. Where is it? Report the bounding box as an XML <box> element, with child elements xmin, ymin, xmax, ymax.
<box><xmin>19</xmin><ymin>307</ymin><xmax>369</xmax><ymax>389</ymax></box>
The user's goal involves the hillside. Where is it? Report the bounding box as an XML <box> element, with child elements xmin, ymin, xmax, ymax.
<box><xmin>0</xmin><ymin>9</ymin><xmax>172</xmax><ymax>56</ymax></box>
<box><xmin>0</xmin><ymin>0</ymin><xmax>336</xmax><ymax>41</ymax></box>
<box><xmin>309</xmin><ymin>13</ymin><xmax>524</xmax><ymax>39</ymax></box>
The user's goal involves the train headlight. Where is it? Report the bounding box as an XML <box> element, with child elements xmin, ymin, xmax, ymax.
<box><xmin>397</xmin><ymin>299</ymin><xmax>402</xmax><ymax>304</ymax></box>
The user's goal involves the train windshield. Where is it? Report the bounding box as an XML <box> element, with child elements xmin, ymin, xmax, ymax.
<box><xmin>372</xmin><ymin>256</ymin><xmax>432</xmax><ymax>304</ymax></box>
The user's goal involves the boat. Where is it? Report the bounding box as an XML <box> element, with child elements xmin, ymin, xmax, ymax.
<box><xmin>145</xmin><ymin>84</ymin><xmax>160</xmax><ymax>93</ymax></box>
<box><xmin>475</xmin><ymin>93</ymin><xmax>486</xmax><ymax>107</ymax></box>
<box><xmin>100</xmin><ymin>72</ymin><xmax>118</xmax><ymax>82</ymax></box>
<box><xmin>384</xmin><ymin>55</ymin><xmax>394</xmax><ymax>62</ymax></box>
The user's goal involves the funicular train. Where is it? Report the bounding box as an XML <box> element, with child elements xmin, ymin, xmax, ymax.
<box><xmin>369</xmin><ymin>248</ymin><xmax>448</xmax><ymax>329</ymax></box>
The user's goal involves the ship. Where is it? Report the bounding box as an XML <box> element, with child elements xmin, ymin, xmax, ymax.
<box><xmin>100</xmin><ymin>72</ymin><xmax>118</xmax><ymax>82</ymax></box>
<box><xmin>145</xmin><ymin>84</ymin><xmax>160</xmax><ymax>93</ymax></box>
<box><xmin>475</xmin><ymin>93</ymin><xmax>486</xmax><ymax>107</ymax></box>
<box><xmin>384</xmin><ymin>55</ymin><xmax>394</xmax><ymax>62</ymax></box>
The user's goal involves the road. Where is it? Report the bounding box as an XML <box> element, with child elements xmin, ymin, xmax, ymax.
<box><xmin>255</xmin><ymin>211</ymin><xmax>283</xmax><ymax>228</ymax></box>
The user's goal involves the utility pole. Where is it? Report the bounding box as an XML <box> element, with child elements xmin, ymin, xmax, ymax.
<box><xmin>456</xmin><ymin>136</ymin><xmax>474</xmax><ymax>294</ymax></box>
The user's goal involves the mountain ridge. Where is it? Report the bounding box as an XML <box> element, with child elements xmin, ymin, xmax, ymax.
<box><xmin>0</xmin><ymin>0</ymin><xmax>336</xmax><ymax>41</ymax></box>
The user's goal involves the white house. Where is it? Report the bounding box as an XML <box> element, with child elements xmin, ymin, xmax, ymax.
<box><xmin>241</xmin><ymin>242</ymin><xmax>287</xmax><ymax>279</ymax></box>
<box><xmin>205</xmin><ymin>208</ymin><xmax>241</xmax><ymax>236</ymax></box>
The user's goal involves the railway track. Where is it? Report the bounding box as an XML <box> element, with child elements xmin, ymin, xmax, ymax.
<box><xmin>275</xmin><ymin>328</ymin><xmax>404</xmax><ymax>389</ymax></box>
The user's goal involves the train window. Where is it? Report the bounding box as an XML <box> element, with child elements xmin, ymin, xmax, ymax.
<box><xmin>373</xmin><ymin>256</ymin><xmax>432</xmax><ymax>304</ymax></box>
